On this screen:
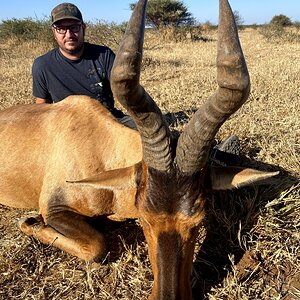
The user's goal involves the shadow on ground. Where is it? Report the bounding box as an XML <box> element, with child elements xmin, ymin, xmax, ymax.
<box><xmin>191</xmin><ymin>160</ymin><xmax>297</xmax><ymax>300</ymax></box>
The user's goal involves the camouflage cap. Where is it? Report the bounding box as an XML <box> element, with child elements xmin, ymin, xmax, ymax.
<box><xmin>51</xmin><ymin>3</ymin><xmax>83</xmax><ymax>25</ymax></box>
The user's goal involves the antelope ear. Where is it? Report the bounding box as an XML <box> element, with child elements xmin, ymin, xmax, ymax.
<box><xmin>208</xmin><ymin>166</ymin><xmax>279</xmax><ymax>190</ymax></box>
<box><xmin>67</xmin><ymin>163</ymin><xmax>142</xmax><ymax>190</ymax></box>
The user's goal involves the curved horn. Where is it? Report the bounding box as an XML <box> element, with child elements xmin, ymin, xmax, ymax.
<box><xmin>176</xmin><ymin>0</ymin><xmax>250</xmax><ymax>173</ymax></box>
<box><xmin>110</xmin><ymin>0</ymin><xmax>173</xmax><ymax>172</ymax></box>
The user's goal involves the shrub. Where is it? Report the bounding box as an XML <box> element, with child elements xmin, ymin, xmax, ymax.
<box><xmin>85</xmin><ymin>21</ymin><xmax>126</xmax><ymax>51</ymax></box>
<box><xmin>233</xmin><ymin>10</ymin><xmax>244</xmax><ymax>29</ymax></box>
<box><xmin>0</xmin><ymin>18</ymin><xmax>53</xmax><ymax>43</ymax></box>
<box><xmin>270</xmin><ymin>14</ymin><xmax>292</xmax><ymax>27</ymax></box>
<box><xmin>0</xmin><ymin>18</ymin><xmax>126</xmax><ymax>50</ymax></box>
<box><xmin>259</xmin><ymin>23</ymin><xmax>300</xmax><ymax>43</ymax></box>
<box><xmin>201</xmin><ymin>21</ymin><xmax>217</xmax><ymax>31</ymax></box>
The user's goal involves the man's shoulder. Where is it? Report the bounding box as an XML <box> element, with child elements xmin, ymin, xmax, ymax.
<box><xmin>33</xmin><ymin>48</ymin><xmax>58</xmax><ymax>67</ymax></box>
<box><xmin>84</xmin><ymin>43</ymin><xmax>115</xmax><ymax>57</ymax></box>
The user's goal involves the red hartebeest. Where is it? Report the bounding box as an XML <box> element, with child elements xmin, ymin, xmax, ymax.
<box><xmin>0</xmin><ymin>0</ymin><xmax>278</xmax><ymax>299</ymax></box>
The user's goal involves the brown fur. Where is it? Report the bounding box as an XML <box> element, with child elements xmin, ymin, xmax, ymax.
<box><xmin>0</xmin><ymin>95</ymin><xmax>142</xmax><ymax>260</ymax></box>
<box><xmin>0</xmin><ymin>95</ymin><xmax>278</xmax><ymax>298</ymax></box>
<box><xmin>138</xmin><ymin>179</ymin><xmax>206</xmax><ymax>300</ymax></box>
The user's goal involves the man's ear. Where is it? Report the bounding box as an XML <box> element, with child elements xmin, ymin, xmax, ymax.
<box><xmin>208</xmin><ymin>166</ymin><xmax>279</xmax><ymax>190</ymax></box>
<box><xmin>51</xmin><ymin>27</ymin><xmax>57</xmax><ymax>40</ymax></box>
<box><xmin>82</xmin><ymin>22</ymin><xmax>86</xmax><ymax>34</ymax></box>
<box><xmin>67</xmin><ymin>162</ymin><xmax>142</xmax><ymax>190</ymax></box>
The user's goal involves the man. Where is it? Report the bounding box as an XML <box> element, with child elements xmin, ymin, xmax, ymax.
<box><xmin>32</xmin><ymin>2</ymin><xmax>135</xmax><ymax>128</ymax></box>
<box><xmin>32</xmin><ymin>2</ymin><xmax>240</xmax><ymax>163</ymax></box>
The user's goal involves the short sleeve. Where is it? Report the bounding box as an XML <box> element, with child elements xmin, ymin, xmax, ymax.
<box><xmin>105</xmin><ymin>48</ymin><xmax>116</xmax><ymax>81</ymax></box>
<box><xmin>32</xmin><ymin>58</ymin><xmax>51</xmax><ymax>100</ymax></box>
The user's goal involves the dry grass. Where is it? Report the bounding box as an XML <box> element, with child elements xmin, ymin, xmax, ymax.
<box><xmin>0</xmin><ymin>28</ymin><xmax>299</xmax><ymax>299</ymax></box>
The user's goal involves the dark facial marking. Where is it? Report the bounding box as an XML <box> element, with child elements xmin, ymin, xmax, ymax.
<box><xmin>143</xmin><ymin>167</ymin><xmax>203</xmax><ymax>215</ymax></box>
<box><xmin>157</xmin><ymin>231</ymin><xmax>182</xmax><ymax>300</ymax></box>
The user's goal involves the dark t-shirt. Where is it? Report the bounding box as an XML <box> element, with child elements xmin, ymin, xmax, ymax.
<box><xmin>32</xmin><ymin>42</ymin><xmax>123</xmax><ymax>117</ymax></box>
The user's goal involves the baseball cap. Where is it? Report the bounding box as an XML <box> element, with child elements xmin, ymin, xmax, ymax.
<box><xmin>51</xmin><ymin>3</ymin><xmax>83</xmax><ymax>25</ymax></box>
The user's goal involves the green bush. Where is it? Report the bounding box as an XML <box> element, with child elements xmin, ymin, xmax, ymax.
<box><xmin>0</xmin><ymin>18</ymin><xmax>53</xmax><ymax>43</ymax></box>
<box><xmin>270</xmin><ymin>14</ymin><xmax>292</xmax><ymax>27</ymax></box>
<box><xmin>0</xmin><ymin>17</ymin><xmax>126</xmax><ymax>50</ymax></box>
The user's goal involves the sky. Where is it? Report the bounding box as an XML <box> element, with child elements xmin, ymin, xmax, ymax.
<box><xmin>0</xmin><ymin>0</ymin><xmax>299</xmax><ymax>25</ymax></box>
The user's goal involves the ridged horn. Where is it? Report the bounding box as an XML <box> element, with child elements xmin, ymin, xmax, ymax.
<box><xmin>110</xmin><ymin>0</ymin><xmax>173</xmax><ymax>172</ymax></box>
<box><xmin>176</xmin><ymin>0</ymin><xmax>250</xmax><ymax>173</ymax></box>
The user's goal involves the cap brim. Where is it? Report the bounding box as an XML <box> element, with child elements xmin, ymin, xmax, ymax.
<box><xmin>52</xmin><ymin>16</ymin><xmax>82</xmax><ymax>25</ymax></box>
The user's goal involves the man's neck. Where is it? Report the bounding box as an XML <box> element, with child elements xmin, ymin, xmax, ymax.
<box><xmin>59</xmin><ymin>46</ymin><xmax>84</xmax><ymax>61</ymax></box>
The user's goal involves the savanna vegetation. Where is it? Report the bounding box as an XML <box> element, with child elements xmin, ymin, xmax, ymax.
<box><xmin>0</xmin><ymin>9</ymin><xmax>299</xmax><ymax>300</ymax></box>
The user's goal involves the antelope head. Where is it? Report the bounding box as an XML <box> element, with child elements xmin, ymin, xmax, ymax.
<box><xmin>100</xmin><ymin>0</ymin><xmax>277</xmax><ymax>299</ymax></box>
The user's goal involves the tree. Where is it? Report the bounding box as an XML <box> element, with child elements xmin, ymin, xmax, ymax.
<box><xmin>270</xmin><ymin>14</ymin><xmax>292</xmax><ymax>27</ymax></box>
<box><xmin>129</xmin><ymin>0</ymin><xmax>195</xmax><ymax>28</ymax></box>
<box><xmin>233</xmin><ymin>10</ymin><xmax>244</xmax><ymax>27</ymax></box>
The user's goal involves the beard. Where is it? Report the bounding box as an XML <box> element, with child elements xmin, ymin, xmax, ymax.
<box><xmin>63</xmin><ymin>39</ymin><xmax>84</xmax><ymax>55</ymax></box>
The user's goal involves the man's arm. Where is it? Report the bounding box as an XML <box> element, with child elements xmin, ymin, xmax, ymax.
<box><xmin>35</xmin><ymin>97</ymin><xmax>52</xmax><ymax>104</ymax></box>
<box><xmin>32</xmin><ymin>58</ymin><xmax>53</xmax><ymax>104</ymax></box>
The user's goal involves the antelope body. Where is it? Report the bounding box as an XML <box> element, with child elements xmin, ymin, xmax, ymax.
<box><xmin>0</xmin><ymin>1</ymin><xmax>278</xmax><ymax>299</ymax></box>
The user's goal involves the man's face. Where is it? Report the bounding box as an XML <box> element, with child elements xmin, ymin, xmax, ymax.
<box><xmin>52</xmin><ymin>19</ymin><xmax>86</xmax><ymax>57</ymax></box>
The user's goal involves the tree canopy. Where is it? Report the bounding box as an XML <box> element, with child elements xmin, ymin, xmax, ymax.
<box><xmin>233</xmin><ymin>10</ymin><xmax>244</xmax><ymax>27</ymax></box>
<box><xmin>129</xmin><ymin>0</ymin><xmax>195</xmax><ymax>28</ymax></box>
<box><xmin>270</xmin><ymin>14</ymin><xmax>292</xmax><ymax>27</ymax></box>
